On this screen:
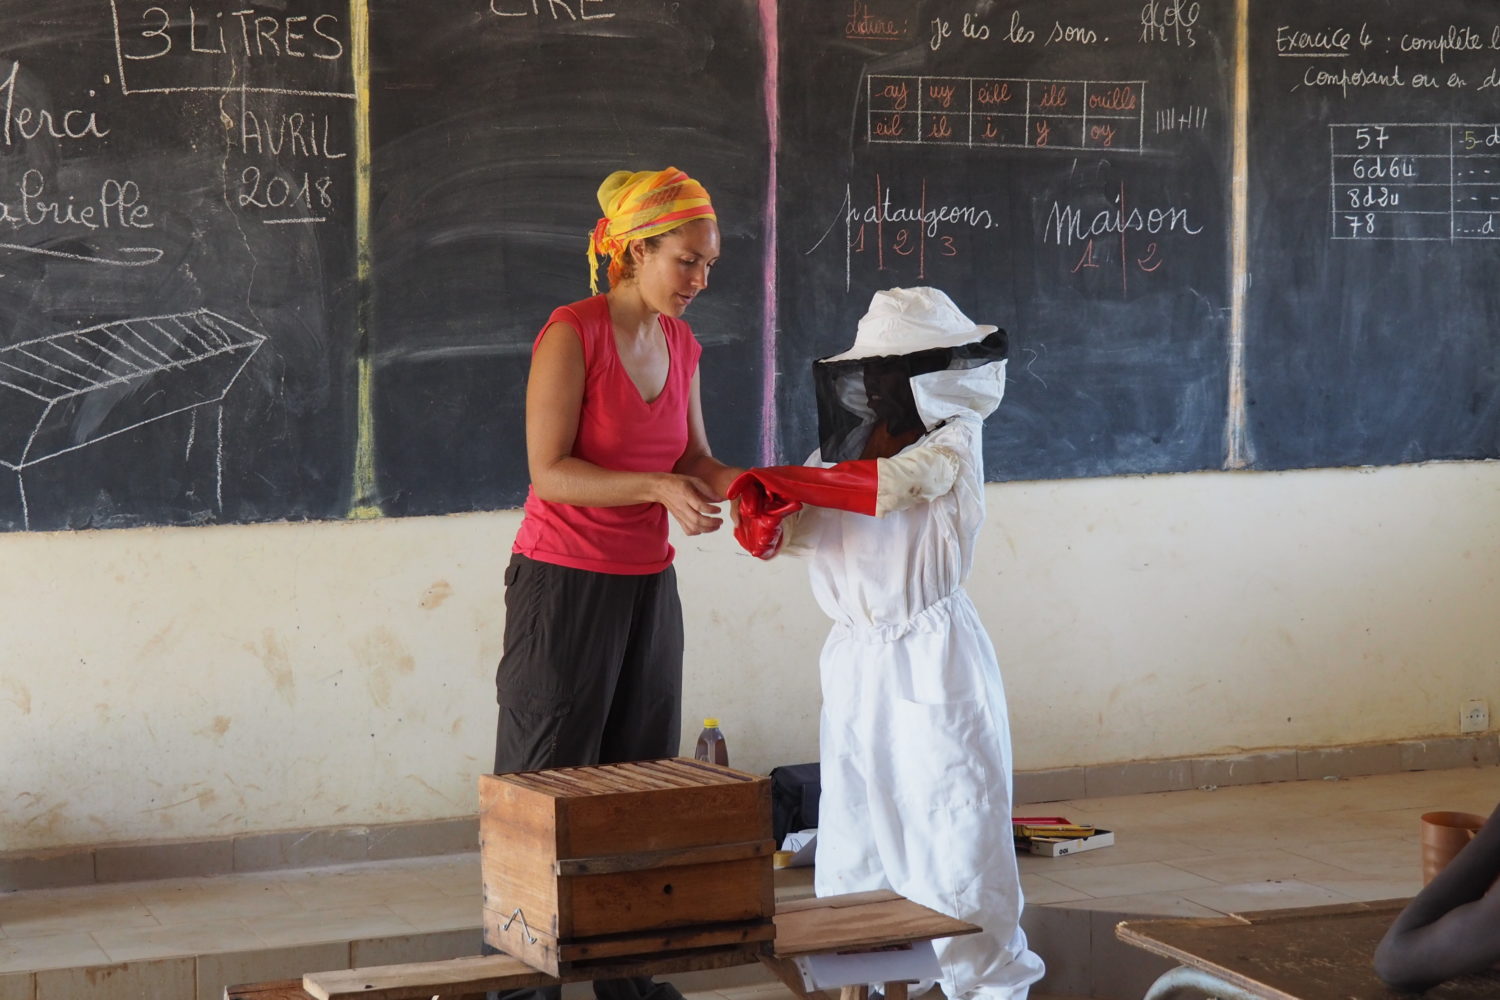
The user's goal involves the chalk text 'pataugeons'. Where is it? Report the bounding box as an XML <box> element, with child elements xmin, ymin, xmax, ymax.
<box><xmin>847</xmin><ymin>191</ymin><xmax>993</xmax><ymax>237</ymax></box>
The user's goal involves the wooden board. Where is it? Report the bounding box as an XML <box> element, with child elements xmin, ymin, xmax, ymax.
<box><xmin>301</xmin><ymin>890</ymin><xmax>979</xmax><ymax>1000</ymax></box>
<box><xmin>230</xmin><ymin>985</ymin><xmax>487</xmax><ymax>1000</ymax></box>
<box><xmin>483</xmin><ymin>759</ymin><xmax>772</xmax><ymax>859</ymax></box>
<box><xmin>564</xmin><ymin>856</ymin><xmax>773</xmax><ymax>939</ymax></box>
<box><xmin>770</xmin><ymin>890</ymin><xmax>980</xmax><ymax>959</ymax></box>
<box><xmin>224</xmin><ymin>981</ymin><xmax>315</xmax><ymax>1000</ymax></box>
<box><xmin>302</xmin><ymin>953</ymin><xmax>548</xmax><ymax>1000</ymax></box>
<box><xmin>483</xmin><ymin>908</ymin><xmax>774</xmax><ymax>973</ymax></box>
<box><xmin>556</xmin><ymin>838</ymin><xmax>772</xmax><ymax>876</ymax></box>
<box><xmin>302</xmin><ymin>943</ymin><xmax>765</xmax><ymax>1000</ymax></box>
<box><xmin>558</xmin><ymin>942</ymin><xmax>769</xmax><ymax>983</ymax></box>
<box><xmin>557</xmin><ymin>919</ymin><xmax>773</xmax><ymax>963</ymax></box>
<box><xmin>1117</xmin><ymin>898</ymin><xmax>1500</xmax><ymax>999</ymax></box>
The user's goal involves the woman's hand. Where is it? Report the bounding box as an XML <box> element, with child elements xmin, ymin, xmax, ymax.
<box><xmin>653</xmin><ymin>473</ymin><xmax>724</xmax><ymax>535</ymax></box>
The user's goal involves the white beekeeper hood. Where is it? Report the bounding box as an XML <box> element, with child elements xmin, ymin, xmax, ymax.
<box><xmin>813</xmin><ymin>287</ymin><xmax>1007</xmax><ymax>462</ymax></box>
<box><xmin>820</xmin><ymin>286</ymin><xmax>999</xmax><ymax>362</ymax></box>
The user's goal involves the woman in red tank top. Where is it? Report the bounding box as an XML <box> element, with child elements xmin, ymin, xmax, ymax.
<box><xmin>490</xmin><ymin>167</ymin><xmax>743</xmax><ymax>1000</ymax></box>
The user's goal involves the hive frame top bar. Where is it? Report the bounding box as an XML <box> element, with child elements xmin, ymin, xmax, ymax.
<box><xmin>492</xmin><ymin>758</ymin><xmax>763</xmax><ymax>796</ymax></box>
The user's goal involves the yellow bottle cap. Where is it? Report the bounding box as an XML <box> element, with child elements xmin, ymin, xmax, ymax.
<box><xmin>703</xmin><ymin>717</ymin><xmax>720</xmax><ymax>728</ymax></box>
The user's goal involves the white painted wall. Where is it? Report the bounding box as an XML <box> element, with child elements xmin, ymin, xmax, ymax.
<box><xmin>2</xmin><ymin>460</ymin><xmax>1498</xmax><ymax>853</ymax></box>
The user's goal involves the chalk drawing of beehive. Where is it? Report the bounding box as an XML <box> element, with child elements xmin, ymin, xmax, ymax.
<box><xmin>0</xmin><ymin>310</ymin><xmax>267</xmax><ymax>528</ymax></box>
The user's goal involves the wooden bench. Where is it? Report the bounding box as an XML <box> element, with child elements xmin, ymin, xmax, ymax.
<box><xmin>1116</xmin><ymin>898</ymin><xmax>1500</xmax><ymax>999</ymax></box>
<box><xmin>224</xmin><ymin>890</ymin><xmax>977</xmax><ymax>1000</ymax></box>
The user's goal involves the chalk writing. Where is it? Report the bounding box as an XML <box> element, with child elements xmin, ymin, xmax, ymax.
<box><xmin>1140</xmin><ymin>0</ymin><xmax>1199</xmax><ymax>48</ymax></box>
<box><xmin>236</xmin><ymin>167</ymin><xmax>335</xmax><ymax>223</ymax></box>
<box><xmin>848</xmin><ymin>180</ymin><xmax>994</xmax><ymax>237</ymax></box>
<box><xmin>930</xmin><ymin>16</ymin><xmax>951</xmax><ymax>50</ymax></box>
<box><xmin>0</xmin><ymin>243</ymin><xmax>162</xmax><ymax>268</ymax></box>
<box><xmin>932</xmin><ymin>8</ymin><xmax>1117</xmax><ymax>52</ymax></box>
<box><xmin>123</xmin><ymin>7</ymin><xmax>344</xmax><ymax>59</ymax></box>
<box><xmin>845</xmin><ymin>1</ymin><xmax>907</xmax><ymax>41</ymax></box>
<box><xmin>1047</xmin><ymin>20</ymin><xmax>1100</xmax><ymax>46</ymax></box>
<box><xmin>867</xmin><ymin>75</ymin><xmax>1147</xmax><ymax>152</ymax></box>
<box><xmin>109</xmin><ymin>0</ymin><xmax>354</xmax><ymax>98</ymax></box>
<box><xmin>1275</xmin><ymin>17</ymin><xmax>1500</xmax><ymax>96</ymax></box>
<box><xmin>815</xmin><ymin>178</ymin><xmax>993</xmax><ymax>289</ymax></box>
<box><xmin>0</xmin><ymin>60</ymin><xmax>159</xmax><ymax>268</ymax></box>
<box><xmin>1154</xmin><ymin>105</ymin><xmax>1210</xmax><ymax>133</ymax></box>
<box><xmin>1043</xmin><ymin>191</ymin><xmax>1205</xmax><ymax>247</ymax></box>
<box><xmin>1401</xmin><ymin>26</ymin><xmax>1487</xmax><ymax>65</ymax></box>
<box><xmin>1045</xmin><ymin>182</ymin><xmax>1205</xmax><ymax>293</ymax></box>
<box><xmin>489</xmin><ymin>0</ymin><xmax>615</xmax><ymax>20</ymax></box>
<box><xmin>0</xmin><ymin>63</ymin><xmax>110</xmax><ymax>145</ymax></box>
<box><xmin>1002</xmin><ymin>11</ymin><xmax>1035</xmax><ymax>46</ymax></box>
<box><xmin>1275</xmin><ymin>23</ymin><xmax>1371</xmax><ymax>56</ymax></box>
<box><xmin>0</xmin><ymin>169</ymin><xmax>153</xmax><ymax>234</ymax></box>
<box><xmin>1330</xmin><ymin>123</ymin><xmax>1500</xmax><ymax>240</ymax></box>
<box><xmin>1300</xmin><ymin>64</ymin><xmax>1414</xmax><ymax>97</ymax></box>
<box><xmin>1276</xmin><ymin>16</ymin><xmax>1500</xmax><ymax>63</ymax></box>
<box><xmin>223</xmin><ymin>82</ymin><xmax>350</xmax><ymax>224</ymax></box>
<box><xmin>237</xmin><ymin>105</ymin><xmax>346</xmax><ymax>161</ymax></box>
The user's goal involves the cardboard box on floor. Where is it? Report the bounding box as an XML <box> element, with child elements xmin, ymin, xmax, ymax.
<box><xmin>1013</xmin><ymin>817</ymin><xmax>1115</xmax><ymax>857</ymax></box>
<box><xmin>1027</xmin><ymin>829</ymin><xmax>1115</xmax><ymax>857</ymax></box>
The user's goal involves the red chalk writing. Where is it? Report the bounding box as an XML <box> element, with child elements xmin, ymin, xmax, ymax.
<box><xmin>867</xmin><ymin>74</ymin><xmax>1147</xmax><ymax>152</ymax></box>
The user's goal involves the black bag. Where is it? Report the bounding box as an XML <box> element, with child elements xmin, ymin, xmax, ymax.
<box><xmin>769</xmin><ymin>762</ymin><xmax>821</xmax><ymax>844</ymax></box>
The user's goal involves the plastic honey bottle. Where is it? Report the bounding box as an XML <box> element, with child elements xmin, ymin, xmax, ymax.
<box><xmin>694</xmin><ymin>717</ymin><xmax>728</xmax><ymax>765</ymax></box>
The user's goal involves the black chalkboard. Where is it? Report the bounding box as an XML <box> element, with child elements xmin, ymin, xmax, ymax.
<box><xmin>774</xmin><ymin>0</ymin><xmax>1235</xmax><ymax>480</ymax></box>
<box><xmin>13</xmin><ymin>1</ymin><xmax>1500</xmax><ymax>535</ymax></box>
<box><xmin>368</xmin><ymin>0</ymin><xmax>771</xmax><ymax>516</ymax></box>
<box><xmin>0</xmin><ymin>0</ymin><xmax>357</xmax><ymax>532</ymax></box>
<box><xmin>1245</xmin><ymin>0</ymin><xmax>1500</xmax><ymax>469</ymax></box>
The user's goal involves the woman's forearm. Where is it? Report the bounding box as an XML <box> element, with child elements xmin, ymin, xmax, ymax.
<box><xmin>674</xmin><ymin>452</ymin><xmax>743</xmax><ymax>500</ymax></box>
<box><xmin>530</xmin><ymin>455</ymin><xmax>673</xmax><ymax>508</ymax></box>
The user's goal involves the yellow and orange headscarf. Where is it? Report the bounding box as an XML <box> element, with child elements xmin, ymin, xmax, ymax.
<box><xmin>588</xmin><ymin>167</ymin><xmax>716</xmax><ymax>294</ymax></box>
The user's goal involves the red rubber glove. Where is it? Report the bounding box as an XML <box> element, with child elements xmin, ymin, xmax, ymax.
<box><xmin>729</xmin><ymin>462</ymin><xmax>879</xmax><ymax>517</ymax></box>
<box><xmin>726</xmin><ymin>475</ymin><xmax>802</xmax><ymax>559</ymax></box>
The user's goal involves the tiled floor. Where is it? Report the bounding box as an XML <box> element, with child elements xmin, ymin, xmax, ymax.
<box><xmin>1016</xmin><ymin>763</ymin><xmax>1500</xmax><ymax>999</ymax></box>
<box><xmin>2</xmin><ymin>764</ymin><xmax>1496</xmax><ymax>1000</ymax></box>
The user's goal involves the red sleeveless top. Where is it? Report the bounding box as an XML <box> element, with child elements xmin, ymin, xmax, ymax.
<box><xmin>512</xmin><ymin>295</ymin><xmax>702</xmax><ymax>575</ymax></box>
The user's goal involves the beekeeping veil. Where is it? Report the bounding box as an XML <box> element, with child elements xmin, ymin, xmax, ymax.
<box><xmin>813</xmin><ymin>287</ymin><xmax>1008</xmax><ymax>463</ymax></box>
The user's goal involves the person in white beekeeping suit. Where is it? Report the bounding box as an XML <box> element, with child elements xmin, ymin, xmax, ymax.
<box><xmin>728</xmin><ymin>286</ymin><xmax>1045</xmax><ymax>1000</ymax></box>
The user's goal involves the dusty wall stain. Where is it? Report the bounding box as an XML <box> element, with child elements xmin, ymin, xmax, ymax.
<box><xmin>137</xmin><ymin>620</ymin><xmax>180</xmax><ymax>662</ymax></box>
<box><xmin>245</xmin><ymin>629</ymin><xmax>296</xmax><ymax>705</ymax></box>
<box><xmin>353</xmin><ymin>625</ymin><xmax>416</xmax><ymax>708</ymax></box>
<box><xmin>2</xmin><ymin>678</ymin><xmax>31</xmax><ymax>714</ymax></box>
<box><xmin>198</xmin><ymin>715</ymin><xmax>232</xmax><ymax>738</ymax></box>
<box><xmin>420</xmin><ymin>580</ymin><xmax>454</xmax><ymax>610</ymax></box>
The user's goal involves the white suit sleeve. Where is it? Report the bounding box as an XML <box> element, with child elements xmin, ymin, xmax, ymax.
<box><xmin>773</xmin><ymin>509</ymin><xmax>811</xmax><ymax>556</ymax></box>
<box><xmin>875</xmin><ymin>443</ymin><xmax>960</xmax><ymax>516</ymax></box>
<box><xmin>774</xmin><ymin>448</ymin><xmax>829</xmax><ymax>557</ymax></box>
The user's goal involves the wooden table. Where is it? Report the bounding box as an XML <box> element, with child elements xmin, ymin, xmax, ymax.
<box><xmin>224</xmin><ymin>890</ymin><xmax>977</xmax><ymax>1000</ymax></box>
<box><xmin>758</xmin><ymin>889</ymin><xmax>979</xmax><ymax>1000</ymax></box>
<box><xmin>1115</xmin><ymin>898</ymin><xmax>1500</xmax><ymax>999</ymax></box>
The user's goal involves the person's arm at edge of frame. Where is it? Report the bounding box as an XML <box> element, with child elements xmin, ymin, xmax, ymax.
<box><xmin>526</xmin><ymin>322</ymin><xmax>727</xmax><ymax>536</ymax></box>
<box><xmin>1373</xmin><ymin>799</ymin><xmax>1500</xmax><ymax>991</ymax></box>
<box><xmin>672</xmin><ymin>367</ymin><xmax>745</xmax><ymax>503</ymax></box>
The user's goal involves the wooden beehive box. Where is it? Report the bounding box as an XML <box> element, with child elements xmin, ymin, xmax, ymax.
<box><xmin>479</xmin><ymin>757</ymin><xmax>775</xmax><ymax>976</ymax></box>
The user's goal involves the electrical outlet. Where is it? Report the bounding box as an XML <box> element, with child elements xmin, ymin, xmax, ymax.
<box><xmin>1461</xmin><ymin>699</ymin><xmax>1489</xmax><ymax>734</ymax></box>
